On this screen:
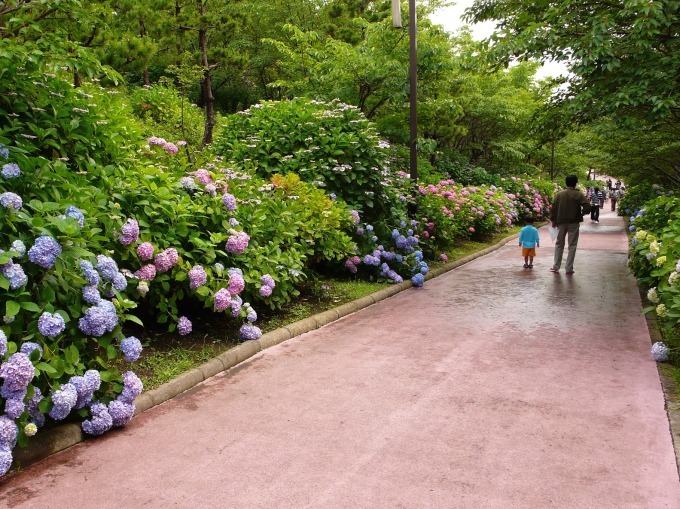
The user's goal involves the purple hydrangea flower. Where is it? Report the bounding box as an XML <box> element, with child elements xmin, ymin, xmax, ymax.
<box><xmin>27</xmin><ymin>387</ymin><xmax>45</xmax><ymax>427</ymax></box>
<box><xmin>228</xmin><ymin>267</ymin><xmax>243</xmax><ymax>277</ymax></box>
<box><xmin>259</xmin><ymin>285</ymin><xmax>273</xmax><ymax>297</ymax></box>
<box><xmin>0</xmin><ymin>416</ymin><xmax>18</xmax><ymax>448</ymax></box>
<box><xmin>180</xmin><ymin>176</ymin><xmax>197</xmax><ymax>190</ymax></box>
<box><xmin>0</xmin><ymin>383</ymin><xmax>25</xmax><ymax>401</ymax></box>
<box><xmin>82</xmin><ymin>284</ymin><xmax>101</xmax><ymax>304</ymax></box>
<box><xmin>228</xmin><ymin>273</ymin><xmax>245</xmax><ymax>295</ymax></box>
<box><xmin>246</xmin><ymin>308</ymin><xmax>257</xmax><ymax>322</ymax></box>
<box><xmin>148</xmin><ymin>136</ymin><xmax>166</xmax><ymax>146</ymax></box>
<box><xmin>356</xmin><ymin>227</ymin><xmax>365</xmax><ymax>235</ymax></box>
<box><xmin>177</xmin><ymin>316</ymin><xmax>192</xmax><ymax>335</ymax></box>
<box><xmin>80</xmin><ymin>260</ymin><xmax>100</xmax><ymax>285</ymax></box>
<box><xmin>260</xmin><ymin>274</ymin><xmax>275</xmax><ymax>288</ymax></box>
<box><xmin>135</xmin><ymin>264</ymin><xmax>156</xmax><ymax>281</ymax></box>
<box><xmin>350</xmin><ymin>210</ymin><xmax>360</xmax><ymax>225</ymax></box>
<box><xmin>5</xmin><ymin>398</ymin><xmax>25</xmax><ymax>419</ymax></box>
<box><xmin>222</xmin><ymin>193</ymin><xmax>237</xmax><ymax>211</ymax></box>
<box><xmin>119</xmin><ymin>371</ymin><xmax>143</xmax><ymax>404</ymax></box>
<box><xmin>11</xmin><ymin>240</ymin><xmax>26</xmax><ymax>256</ymax></box>
<box><xmin>194</xmin><ymin>169</ymin><xmax>212</xmax><ymax>184</ymax></box>
<box><xmin>118</xmin><ymin>218</ymin><xmax>139</xmax><ymax>245</ymax></box>
<box><xmin>239</xmin><ymin>323</ymin><xmax>262</xmax><ymax>341</ymax></box>
<box><xmin>28</xmin><ymin>235</ymin><xmax>61</xmax><ymax>268</ymax></box>
<box><xmin>188</xmin><ymin>265</ymin><xmax>207</xmax><ymax>290</ymax></box>
<box><xmin>120</xmin><ymin>336</ymin><xmax>142</xmax><ymax>362</ymax></box>
<box><xmin>19</xmin><ymin>342</ymin><xmax>43</xmax><ymax>358</ymax></box>
<box><xmin>396</xmin><ymin>235</ymin><xmax>408</xmax><ymax>250</ymax></box>
<box><xmin>38</xmin><ymin>311</ymin><xmax>66</xmax><ymax>338</ymax></box>
<box><xmin>0</xmin><ymin>192</ymin><xmax>22</xmax><ymax>210</ymax></box>
<box><xmin>154</xmin><ymin>248</ymin><xmax>179</xmax><ymax>273</ymax></box>
<box><xmin>411</xmin><ymin>273</ymin><xmax>425</xmax><ymax>287</ymax></box>
<box><xmin>0</xmin><ymin>447</ymin><xmax>11</xmax><ymax>477</ymax></box>
<box><xmin>81</xmin><ymin>402</ymin><xmax>113</xmax><ymax>436</ymax></box>
<box><xmin>225</xmin><ymin>232</ymin><xmax>250</xmax><ymax>254</ymax></box>
<box><xmin>1</xmin><ymin>163</ymin><xmax>20</xmax><ymax>179</ymax></box>
<box><xmin>163</xmin><ymin>142</ymin><xmax>178</xmax><ymax>155</ymax></box>
<box><xmin>96</xmin><ymin>255</ymin><xmax>119</xmax><ymax>281</ymax></box>
<box><xmin>228</xmin><ymin>217</ymin><xmax>239</xmax><ymax>226</ymax></box>
<box><xmin>136</xmin><ymin>242</ymin><xmax>154</xmax><ymax>261</ymax></box>
<box><xmin>69</xmin><ymin>370</ymin><xmax>101</xmax><ymax>409</ymax></box>
<box><xmin>2</xmin><ymin>262</ymin><xmax>27</xmax><ymax>289</ymax></box>
<box><xmin>112</xmin><ymin>272</ymin><xmax>128</xmax><ymax>291</ymax></box>
<box><xmin>48</xmin><ymin>383</ymin><xmax>78</xmax><ymax>420</ymax></box>
<box><xmin>78</xmin><ymin>300</ymin><xmax>118</xmax><ymax>337</ymax></box>
<box><xmin>0</xmin><ymin>144</ymin><xmax>8</xmax><ymax>159</ymax></box>
<box><xmin>64</xmin><ymin>206</ymin><xmax>85</xmax><ymax>227</ymax></box>
<box><xmin>214</xmin><ymin>288</ymin><xmax>231</xmax><ymax>311</ymax></box>
<box><xmin>651</xmin><ymin>342</ymin><xmax>669</xmax><ymax>362</ymax></box>
<box><xmin>0</xmin><ymin>330</ymin><xmax>6</xmax><ymax>356</ymax></box>
<box><xmin>108</xmin><ymin>400</ymin><xmax>135</xmax><ymax>427</ymax></box>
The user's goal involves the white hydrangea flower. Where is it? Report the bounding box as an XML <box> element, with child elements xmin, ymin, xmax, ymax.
<box><xmin>649</xmin><ymin>240</ymin><xmax>661</xmax><ymax>255</ymax></box>
<box><xmin>656</xmin><ymin>303</ymin><xmax>668</xmax><ymax>317</ymax></box>
<box><xmin>671</xmin><ymin>272</ymin><xmax>680</xmax><ymax>286</ymax></box>
<box><xmin>647</xmin><ymin>287</ymin><xmax>659</xmax><ymax>303</ymax></box>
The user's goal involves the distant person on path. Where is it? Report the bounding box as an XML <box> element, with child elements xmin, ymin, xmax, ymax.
<box><xmin>550</xmin><ymin>175</ymin><xmax>591</xmax><ymax>275</ymax></box>
<box><xmin>518</xmin><ymin>217</ymin><xmax>540</xmax><ymax>269</ymax></box>
<box><xmin>607</xmin><ymin>178</ymin><xmax>613</xmax><ymax>190</ymax></box>
<box><xmin>610</xmin><ymin>187</ymin><xmax>621</xmax><ymax>211</ymax></box>
<box><xmin>590</xmin><ymin>186</ymin><xmax>602</xmax><ymax>223</ymax></box>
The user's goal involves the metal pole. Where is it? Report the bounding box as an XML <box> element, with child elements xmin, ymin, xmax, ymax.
<box><xmin>409</xmin><ymin>0</ymin><xmax>417</xmax><ymax>186</ymax></box>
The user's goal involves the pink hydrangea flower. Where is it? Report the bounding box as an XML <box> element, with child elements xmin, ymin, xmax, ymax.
<box><xmin>188</xmin><ymin>265</ymin><xmax>207</xmax><ymax>290</ymax></box>
<box><xmin>259</xmin><ymin>285</ymin><xmax>272</xmax><ymax>297</ymax></box>
<box><xmin>225</xmin><ymin>232</ymin><xmax>249</xmax><ymax>254</ymax></box>
<box><xmin>439</xmin><ymin>253</ymin><xmax>448</xmax><ymax>262</ymax></box>
<box><xmin>214</xmin><ymin>288</ymin><xmax>231</xmax><ymax>311</ymax></box>
<box><xmin>154</xmin><ymin>248</ymin><xmax>179</xmax><ymax>273</ymax></box>
<box><xmin>118</xmin><ymin>218</ymin><xmax>139</xmax><ymax>246</ymax></box>
<box><xmin>137</xmin><ymin>242</ymin><xmax>154</xmax><ymax>261</ymax></box>
<box><xmin>227</xmin><ymin>273</ymin><xmax>245</xmax><ymax>295</ymax></box>
<box><xmin>194</xmin><ymin>169</ymin><xmax>213</xmax><ymax>184</ymax></box>
<box><xmin>135</xmin><ymin>264</ymin><xmax>156</xmax><ymax>281</ymax></box>
<box><xmin>163</xmin><ymin>142</ymin><xmax>178</xmax><ymax>155</ymax></box>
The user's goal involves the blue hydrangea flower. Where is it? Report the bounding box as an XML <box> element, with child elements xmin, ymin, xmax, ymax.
<box><xmin>412</xmin><ymin>273</ymin><xmax>425</xmax><ymax>287</ymax></box>
<box><xmin>69</xmin><ymin>370</ymin><xmax>101</xmax><ymax>409</ymax></box>
<box><xmin>651</xmin><ymin>342</ymin><xmax>669</xmax><ymax>362</ymax></box>
<box><xmin>28</xmin><ymin>235</ymin><xmax>61</xmax><ymax>268</ymax></box>
<box><xmin>0</xmin><ymin>416</ymin><xmax>18</xmax><ymax>448</ymax></box>
<box><xmin>48</xmin><ymin>383</ymin><xmax>78</xmax><ymax>420</ymax></box>
<box><xmin>38</xmin><ymin>311</ymin><xmax>66</xmax><ymax>338</ymax></box>
<box><xmin>396</xmin><ymin>235</ymin><xmax>408</xmax><ymax>250</ymax></box>
<box><xmin>2</xmin><ymin>263</ymin><xmax>27</xmax><ymax>289</ymax></box>
<box><xmin>108</xmin><ymin>400</ymin><xmax>135</xmax><ymax>427</ymax></box>
<box><xmin>5</xmin><ymin>398</ymin><xmax>26</xmax><ymax>419</ymax></box>
<box><xmin>0</xmin><ymin>446</ymin><xmax>12</xmax><ymax>477</ymax></box>
<box><xmin>82</xmin><ymin>284</ymin><xmax>101</xmax><ymax>304</ymax></box>
<box><xmin>214</xmin><ymin>262</ymin><xmax>225</xmax><ymax>272</ymax></box>
<box><xmin>414</xmin><ymin>251</ymin><xmax>423</xmax><ymax>262</ymax></box>
<box><xmin>0</xmin><ymin>353</ymin><xmax>34</xmax><ymax>391</ymax></box>
<box><xmin>27</xmin><ymin>387</ymin><xmax>45</xmax><ymax>427</ymax></box>
<box><xmin>239</xmin><ymin>323</ymin><xmax>262</xmax><ymax>341</ymax></box>
<box><xmin>629</xmin><ymin>225</ymin><xmax>636</xmax><ymax>232</ymax></box>
<box><xmin>10</xmin><ymin>240</ymin><xmax>25</xmax><ymax>256</ymax></box>
<box><xmin>0</xmin><ymin>330</ymin><xmax>7</xmax><ymax>356</ymax></box>
<box><xmin>78</xmin><ymin>300</ymin><xmax>118</xmax><ymax>337</ymax></box>
<box><xmin>227</xmin><ymin>267</ymin><xmax>243</xmax><ymax>277</ymax></box>
<box><xmin>1</xmin><ymin>163</ymin><xmax>20</xmax><ymax>179</ymax></box>
<box><xmin>391</xmin><ymin>229</ymin><xmax>400</xmax><ymax>239</ymax></box>
<box><xmin>0</xmin><ymin>144</ymin><xmax>8</xmax><ymax>159</ymax></box>
<box><xmin>119</xmin><ymin>371</ymin><xmax>143</xmax><ymax>404</ymax></box>
<box><xmin>395</xmin><ymin>254</ymin><xmax>403</xmax><ymax>263</ymax></box>
<box><xmin>112</xmin><ymin>272</ymin><xmax>128</xmax><ymax>291</ymax></box>
<box><xmin>246</xmin><ymin>308</ymin><xmax>257</xmax><ymax>322</ymax></box>
<box><xmin>366</xmin><ymin>225</ymin><xmax>374</xmax><ymax>233</ymax></box>
<box><xmin>0</xmin><ymin>382</ymin><xmax>25</xmax><ymax>401</ymax></box>
<box><xmin>81</xmin><ymin>402</ymin><xmax>113</xmax><ymax>436</ymax></box>
<box><xmin>228</xmin><ymin>218</ymin><xmax>239</xmax><ymax>227</ymax></box>
<box><xmin>19</xmin><ymin>341</ymin><xmax>43</xmax><ymax>358</ymax></box>
<box><xmin>0</xmin><ymin>192</ymin><xmax>22</xmax><ymax>210</ymax></box>
<box><xmin>64</xmin><ymin>205</ymin><xmax>85</xmax><ymax>227</ymax></box>
<box><xmin>80</xmin><ymin>260</ymin><xmax>100</xmax><ymax>285</ymax></box>
<box><xmin>96</xmin><ymin>255</ymin><xmax>118</xmax><ymax>281</ymax></box>
<box><xmin>120</xmin><ymin>336</ymin><xmax>142</xmax><ymax>362</ymax></box>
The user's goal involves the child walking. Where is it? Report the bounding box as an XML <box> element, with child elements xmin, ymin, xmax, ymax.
<box><xmin>519</xmin><ymin>217</ymin><xmax>540</xmax><ymax>268</ymax></box>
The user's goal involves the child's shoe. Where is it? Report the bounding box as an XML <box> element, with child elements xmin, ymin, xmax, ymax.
<box><xmin>523</xmin><ymin>263</ymin><xmax>529</xmax><ymax>268</ymax></box>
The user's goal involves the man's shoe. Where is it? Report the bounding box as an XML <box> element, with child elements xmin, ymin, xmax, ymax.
<box><xmin>566</xmin><ymin>271</ymin><xmax>575</xmax><ymax>275</ymax></box>
<box><xmin>550</xmin><ymin>266</ymin><xmax>559</xmax><ymax>273</ymax></box>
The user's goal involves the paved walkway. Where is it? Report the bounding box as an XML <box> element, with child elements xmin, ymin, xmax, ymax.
<box><xmin>1</xmin><ymin>209</ymin><xmax>679</xmax><ymax>508</ymax></box>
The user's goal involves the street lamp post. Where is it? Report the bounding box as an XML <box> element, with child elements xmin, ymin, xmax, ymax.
<box><xmin>392</xmin><ymin>0</ymin><xmax>418</xmax><ymax>187</ymax></box>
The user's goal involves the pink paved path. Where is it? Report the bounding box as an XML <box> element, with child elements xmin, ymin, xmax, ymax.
<box><xmin>1</xmin><ymin>210</ymin><xmax>679</xmax><ymax>508</ymax></box>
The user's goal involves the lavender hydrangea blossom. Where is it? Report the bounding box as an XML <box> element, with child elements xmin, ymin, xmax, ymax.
<box><xmin>80</xmin><ymin>260</ymin><xmax>101</xmax><ymax>285</ymax></box>
<box><xmin>0</xmin><ymin>192</ymin><xmax>22</xmax><ymax>210</ymax></box>
<box><xmin>119</xmin><ymin>371</ymin><xmax>143</xmax><ymax>404</ymax></box>
<box><xmin>112</xmin><ymin>272</ymin><xmax>128</xmax><ymax>291</ymax></box>
<box><xmin>108</xmin><ymin>400</ymin><xmax>135</xmax><ymax>427</ymax></box>
<box><xmin>69</xmin><ymin>370</ymin><xmax>101</xmax><ymax>409</ymax></box>
<box><xmin>78</xmin><ymin>300</ymin><xmax>118</xmax><ymax>337</ymax></box>
<box><xmin>260</xmin><ymin>274</ymin><xmax>275</xmax><ymax>288</ymax></box>
<box><xmin>118</xmin><ymin>218</ymin><xmax>140</xmax><ymax>245</ymax></box>
<box><xmin>64</xmin><ymin>206</ymin><xmax>85</xmax><ymax>227</ymax></box>
<box><xmin>96</xmin><ymin>255</ymin><xmax>119</xmax><ymax>281</ymax></box>
<box><xmin>0</xmin><ymin>330</ymin><xmax>6</xmax><ymax>357</ymax></box>
<box><xmin>120</xmin><ymin>336</ymin><xmax>143</xmax><ymax>362</ymax></box>
<box><xmin>259</xmin><ymin>285</ymin><xmax>273</xmax><ymax>297</ymax></box>
<box><xmin>0</xmin><ymin>353</ymin><xmax>35</xmax><ymax>391</ymax></box>
<box><xmin>227</xmin><ymin>273</ymin><xmax>245</xmax><ymax>295</ymax></box>
<box><xmin>19</xmin><ymin>342</ymin><xmax>43</xmax><ymax>358</ymax></box>
<box><xmin>188</xmin><ymin>265</ymin><xmax>207</xmax><ymax>290</ymax></box>
<box><xmin>5</xmin><ymin>398</ymin><xmax>25</xmax><ymax>419</ymax></box>
<box><xmin>11</xmin><ymin>240</ymin><xmax>26</xmax><ymax>256</ymax></box>
<box><xmin>2</xmin><ymin>263</ymin><xmax>27</xmax><ymax>289</ymax></box>
<box><xmin>225</xmin><ymin>232</ymin><xmax>250</xmax><ymax>254</ymax></box>
<box><xmin>28</xmin><ymin>235</ymin><xmax>61</xmax><ymax>268</ymax></box>
<box><xmin>1</xmin><ymin>163</ymin><xmax>20</xmax><ymax>178</ymax></box>
<box><xmin>222</xmin><ymin>193</ymin><xmax>237</xmax><ymax>211</ymax></box>
<box><xmin>214</xmin><ymin>288</ymin><xmax>231</xmax><ymax>311</ymax></box>
<box><xmin>177</xmin><ymin>316</ymin><xmax>192</xmax><ymax>336</ymax></box>
<box><xmin>48</xmin><ymin>383</ymin><xmax>78</xmax><ymax>420</ymax></box>
<box><xmin>0</xmin><ymin>416</ymin><xmax>18</xmax><ymax>448</ymax></box>
<box><xmin>137</xmin><ymin>242</ymin><xmax>154</xmax><ymax>261</ymax></box>
<box><xmin>82</xmin><ymin>285</ymin><xmax>101</xmax><ymax>304</ymax></box>
<box><xmin>0</xmin><ymin>447</ymin><xmax>11</xmax><ymax>477</ymax></box>
<box><xmin>38</xmin><ymin>311</ymin><xmax>66</xmax><ymax>338</ymax></box>
<box><xmin>27</xmin><ymin>388</ymin><xmax>45</xmax><ymax>427</ymax></box>
<box><xmin>81</xmin><ymin>402</ymin><xmax>113</xmax><ymax>436</ymax></box>
<box><xmin>239</xmin><ymin>323</ymin><xmax>262</xmax><ymax>341</ymax></box>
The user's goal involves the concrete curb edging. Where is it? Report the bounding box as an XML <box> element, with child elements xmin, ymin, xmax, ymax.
<box><xmin>11</xmin><ymin>233</ymin><xmax>518</xmax><ymax>471</ymax></box>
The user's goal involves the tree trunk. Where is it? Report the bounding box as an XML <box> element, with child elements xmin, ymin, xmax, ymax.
<box><xmin>199</xmin><ymin>0</ymin><xmax>215</xmax><ymax>146</ymax></box>
<box><xmin>73</xmin><ymin>72</ymin><xmax>82</xmax><ymax>88</ymax></box>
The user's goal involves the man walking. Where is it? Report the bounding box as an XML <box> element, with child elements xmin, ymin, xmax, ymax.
<box><xmin>550</xmin><ymin>175</ymin><xmax>591</xmax><ymax>275</ymax></box>
<box><xmin>610</xmin><ymin>187</ymin><xmax>621</xmax><ymax>212</ymax></box>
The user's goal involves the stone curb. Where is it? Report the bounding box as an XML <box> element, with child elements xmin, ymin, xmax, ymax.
<box><xmin>11</xmin><ymin>233</ymin><xmax>517</xmax><ymax>472</ymax></box>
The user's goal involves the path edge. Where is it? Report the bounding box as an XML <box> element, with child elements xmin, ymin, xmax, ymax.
<box><xmin>10</xmin><ymin>233</ymin><xmax>518</xmax><ymax>471</ymax></box>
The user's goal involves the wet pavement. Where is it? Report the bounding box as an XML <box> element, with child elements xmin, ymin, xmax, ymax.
<box><xmin>1</xmin><ymin>209</ymin><xmax>679</xmax><ymax>508</ymax></box>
